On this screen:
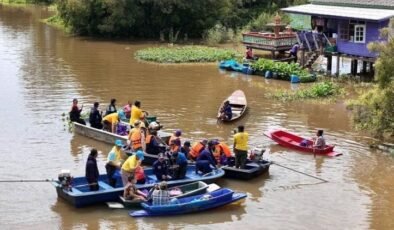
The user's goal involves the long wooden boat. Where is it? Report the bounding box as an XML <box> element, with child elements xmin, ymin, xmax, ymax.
<box><xmin>52</xmin><ymin>165</ymin><xmax>225</xmax><ymax>208</ymax></box>
<box><xmin>129</xmin><ymin>188</ymin><xmax>247</xmax><ymax>217</ymax></box>
<box><xmin>222</xmin><ymin>160</ymin><xmax>271</xmax><ymax>180</ymax></box>
<box><xmin>264</xmin><ymin>129</ymin><xmax>342</xmax><ymax>157</ymax></box>
<box><xmin>73</xmin><ymin>122</ymin><xmax>171</xmax><ymax>147</ymax></box>
<box><xmin>217</xmin><ymin>90</ymin><xmax>247</xmax><ymax>122</ymax></box>
<box><xmin>119</xmin><ymin>181</ymin><xmax>212</xmax><ymax>208</ymax></box>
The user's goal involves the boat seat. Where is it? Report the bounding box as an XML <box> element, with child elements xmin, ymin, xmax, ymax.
<box><xmin>281</xmin><ymin>137</ymin><xmax>292</xmax><ymax>142</ymax></box>
<box><xmin>98</xmin><ymin>181</ymin><xmax>113</xmax><ymax>190</ymax></box>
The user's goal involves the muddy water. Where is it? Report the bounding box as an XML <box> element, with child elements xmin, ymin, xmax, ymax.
<box><xmin>0</xmin><ymin>5</ymin><xmax>393</xmax><ymax>230</ymax></box>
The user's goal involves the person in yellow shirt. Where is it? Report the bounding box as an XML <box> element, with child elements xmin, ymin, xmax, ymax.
<box><xmin>121</xmin><ymin>150</ymin><xmax>144</xmax><ymax>186</ymax></box>
<box><xmin>103</xmin><ymin>110</ymin><xmax>126</xmax><ymax>133</ymax></box>
<box><xmin>233</xmin><ymin>125</ymin><xmax>249</xmax><ymax>169</ymax></box>
<box><xmin>129</xmin><ymin>101</ymin><xmax>145</xmax><ymax>126</ymax></box>
<box><xmin>105</xmin><ymin>139</ymin><xmax>126</xmax><ymax>187</ymax></box>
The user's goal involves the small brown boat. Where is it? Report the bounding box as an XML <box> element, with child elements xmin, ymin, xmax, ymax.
<box><xmin>217</xmin><ymin>90</ymin><xmax>247</xmax><ymax>122</ymax></box>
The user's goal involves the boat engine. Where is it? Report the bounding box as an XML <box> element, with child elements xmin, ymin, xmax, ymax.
<box><xmin>58</xmin><ymin>169</ymin><xmax>72</xmax><ymax>191</ymax></box>
<box><xmin>250</xmin><ymin>147</ymin><xmax>266</xmax><ymax>162</ymax></box>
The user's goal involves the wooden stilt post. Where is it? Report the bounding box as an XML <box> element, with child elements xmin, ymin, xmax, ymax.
<box><xmin>362</xmin><ymin>61</ymin><xmax>367</xmax><ymax>74</ymax></box>
<box><xmin>354</xmin><ymin>59</ymin><xmax>358</xmax><ymax>76</ymax></box>
<box><xmin>336</xmin><ymin>54</ymin><xmax>340</xmax><ymax>77</ymax></box>
<box><xmin>327</xmin><ymin>55</ymin><xmax>332</xmax><ymax>75</ymax></box>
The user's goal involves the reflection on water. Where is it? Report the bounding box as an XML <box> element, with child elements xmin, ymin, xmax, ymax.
<box><xmin>0</xmin><ymin>4</ymin><xmax>394</xmax><ymax>230</ymax></box>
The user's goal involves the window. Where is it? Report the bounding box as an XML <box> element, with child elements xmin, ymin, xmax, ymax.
<box><xmin>354</xmin><ymin>25</ymin><xmax>366</xmax><ymax>43</ymax></box>
<box><xmin>339</xmin><ymin>23</ymin><xmax>349</xmax><ymax>40</ymax></box>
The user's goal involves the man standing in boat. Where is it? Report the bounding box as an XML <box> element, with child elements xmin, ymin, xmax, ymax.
<box><xmin>233</xmin><ymin>125</ymin><xmax>248</xmax><ymax>169</ymax></box>
<box><xmin>105</xmin><ymin>140</ymin><xmax>126</xmax><ymax>187</ymax></box>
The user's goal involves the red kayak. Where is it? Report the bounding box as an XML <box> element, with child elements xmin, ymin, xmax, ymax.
<box><xmin>264</xmin><ymin>129</ymin><xmax>342</xmax><ymax>157</ymax></box>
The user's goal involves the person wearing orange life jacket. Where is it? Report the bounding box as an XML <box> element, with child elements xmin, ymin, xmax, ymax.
<box><xmin>212</xmin><ymin>140</ymin><xmax>232</xmax><ymax>165</ymax></box>
<box><xmin>128</xmin><ymin>120</ymin><xmax>146</xmax><ymax>151</ymax></box>
<box><xmin>145</xmin><ymin>130</ymin><xmax>165</xmax><ymax>155</ymax></box>
<box><xmin>188</xmin><ymin>139</ymin><xmax>208</xmax><ymax>161</ymax></box>
<box><xmin>168</xmin><ymin>130</ymin><xmax>182</xmax><ymax>153</ymax></box>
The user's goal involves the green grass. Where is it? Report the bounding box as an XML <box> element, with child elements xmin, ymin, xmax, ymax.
<box><xmin>269</xmin><ymin>81</ymin><xmax>343</xmax><ymax>101</ymax></box>
<box><xmin>42</xmin><ymin>14</ymin><xmax>70</xmax><ymax>32</ymax></box>
<box><xmin>135</xmin><ymin>46</ymin><xmax>242</xmax><ymax>63</ymax></box>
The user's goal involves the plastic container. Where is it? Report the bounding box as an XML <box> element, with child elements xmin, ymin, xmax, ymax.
<box><xmin>146</xmin><ymin>116</ymin><xmax>157</xmax><ymax>123</ymax></box>
<box><xmin>265</xmin><ymin>71</ymin><xmax>273</xmax><ymax>78</ymax></box>
<box><xmin>290</xmin><ymin>74</ymin><xmax>300</xmax><ymax>83</ymax></box>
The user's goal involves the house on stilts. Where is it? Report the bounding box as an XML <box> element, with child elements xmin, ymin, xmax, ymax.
<box><xmin>281</xmin><ymin>0</ymin><xmax>394</xmax><ymax>76</ymax></box>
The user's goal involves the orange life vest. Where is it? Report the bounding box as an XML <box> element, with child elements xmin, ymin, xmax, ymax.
<box><xmin>168</xmin><ymin>135</ymin><xmax>181</xmax><ymax>152</ymax></box>
<box><xmin>135</xmin><ymin>166</ymin><xmax>145</xmax><ymax>181</ymax></box>
<box><xmin>131</xmin><ymin>130</ymin><xmax>142</xmax><ymax>150</ymax></box>
<box><xmin>189</xmin><ymin>142</ymin><xmax>205</xmax><ymax>159</ymax></box>
<box><xmin>213</xmin><ymin>142</ymin><xmax>232</xmax><ymax>163</ymax></box>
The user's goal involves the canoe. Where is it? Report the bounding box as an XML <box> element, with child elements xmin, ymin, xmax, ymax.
<box><xmin>73</xmin><ymin>122</ymin><xmax>171</xmax><ymax>146</ymax></box>
<box><xmin>118</xmin><ymin>182</ymin><xmax>219</xmax><ymax>208</ymax></box>
<box><xmin>222</xmin><ymin>159</ymin><xmax>271</xmax><ymax>180</ymax></box>
<box><xmin>129</xmin><ymin>188</ymin><xmax>247</xmax><ymax>217</ymax></box>
<box><xmin>52</xmin><ymin>165</ymin><xmax>225</xmax><ymax>208</ymax></box>
<box><xmin>217</xmin><ymin>90</ymin><xmax>247</xmax><ymax>122</ymax></box>
<box><xmin>264</xmin><ymin>129</ymin><xmax>342</xmax><ymax>157</ymax></box>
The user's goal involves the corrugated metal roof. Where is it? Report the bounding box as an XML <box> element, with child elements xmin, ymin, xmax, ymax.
<box><xmin>310</xmin><ymin>0</ymin><xmax>394</xmax><ymax>9</ymax></box>
<box><xmin>282</xmin><ymin>4</ymin><xmax>394</xmax><ymax>21</ymax></box>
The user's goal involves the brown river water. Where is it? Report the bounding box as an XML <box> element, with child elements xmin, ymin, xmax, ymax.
<box><xmin>0</xmin><ymin>5</ymin><xmax>393</xmax><ymax>230</ymax></box>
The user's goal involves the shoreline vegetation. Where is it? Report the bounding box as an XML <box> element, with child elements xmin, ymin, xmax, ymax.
<box><xmin>135</xmin><ymin>46</ymin><xmax>242</xmax><ymax>63</ymax></box>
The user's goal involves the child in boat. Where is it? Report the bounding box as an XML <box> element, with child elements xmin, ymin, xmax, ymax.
<box><xmin>313</xmin><ymin>129</ymin><xmax>326</xmax><ymax>149</ymax></box>
<box><xmin>123</xmin><ymin>175</ymin><xmax>147</xmax><ymax>201</ymax></box>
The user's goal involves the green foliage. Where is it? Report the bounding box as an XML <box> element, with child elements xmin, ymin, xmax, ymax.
<box><xmin>135</xmin><ymin>46</ymin><xmax>242</xmax><ymax>63</ymax></box>
<box><xmin>270</xmin><ymin>81</ymin><xmax>342</xmax><ymax>101</ymax></box>
<box><xmin>203</xmin><ymin>24</ymin><xmax>239</xmax><ymax>46</ymax></box>
<box><xmin>349</xmin><ymin>19</ymin><xmax>394</xmax><ymax>139</ymax></box>
<box><xmin>251</xmin><ymin>58</ymin><xmax>313</xmax><ymax>81</ymax></box>
<box><xmin>247</xmin><ymin>12</ymin><xmax>290</xmax><ymax>32</ymax></box>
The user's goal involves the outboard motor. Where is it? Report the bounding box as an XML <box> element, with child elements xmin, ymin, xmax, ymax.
<box><xmin>250</xmin><ymin>147</ymin><xmax>266</xmax><ymax>162</ymax></box>
<box><xmin>58</xmin><ymin>169</ymin><xmax>72</xmax><ymax>191</ymax></box>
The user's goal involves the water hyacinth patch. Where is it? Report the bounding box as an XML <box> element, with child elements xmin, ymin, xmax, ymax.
<box><xmin>135</xmin><ymin>46</ymin><xmax>242</xmax><ymax>63</ymax></box>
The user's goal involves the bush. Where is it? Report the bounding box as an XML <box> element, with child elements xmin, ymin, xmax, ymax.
<box><xmin>203</xmin><ymin>24</ymin><xmax>240</xmax><ymax>46</ymax></box>
<box><xmin>270</xmin><ymin>81</ymin><xmax>342</xmax><ymax>101</ymax></box>
<box><xmin>135</xmin><ymin>46</ymin><xmax>242</xmax><ymax>63</ymax></box>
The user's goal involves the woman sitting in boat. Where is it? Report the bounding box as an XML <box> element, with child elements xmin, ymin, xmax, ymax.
<box><xmin>123</xmin><ymin>175</ymin><xmax>147</xmax><ymax>201</ymax></box>
<box><xmin>152</xmin><ymin>181</ymin><xmax>170</xmax><ymax>206</ymax></box>
<box><xmin>196</xmin><ymin>141</ymin><xmax>218</xmax><ymax>174</ymax></box>
<box><xmin>102</xmin><ymin>110</ymin><xmax>126</xmax><ymax>133</ymax></box>
<box><xmin>105</xmin><ymin>98</ymin><xmax>117</xmax><ymax>116</ymax></box>
<box><xmin>69</xmin><ymin>98</ymin><xmax>86</xmax><ymax>125</ymax></box>
<box><xmin>89</xmin><ymin>102</ymin><xmax>103</xmax><ymax>129</ymax></box>
<box><xmin>219</xmin><ymin>100</ymin><xmax>232</xmax><ymax>121</ymax></box>
<box><xmin>313</xmin><ymin>129</ymin><xmax>326</xmax><ymax>149</ymax></box>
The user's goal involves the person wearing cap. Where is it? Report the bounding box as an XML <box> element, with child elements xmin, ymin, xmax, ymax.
<box><xmin>105</xmin><ymin>139</ymin><xmax>126</xmax><ymax>187</ymax></box>
<box><xmin>233</xmin><ymin>125</ymin><xmax>249</xmax><ymax>169</ymax></box>
<box><xmin>152</xmin><ymin>181</ymin><xmax>170</xmax><ymax>206</ymax></box>
<box><xmin>102</xmin><ymin>110</ymin><xmax>126</xmax><ymax>133</ymax></box>
<box><xmin>129</xmin><ymin>100</ymin><xmax>145</xmax><ymax>127</ymax></box>
<box><xmin>128</xmin><ymin>120</ymin><xmax>146</xmax><ymax>151</ymax></box>
<box><xmin>171</xmin><ymin>151</ymin><xmax>188</xmax><ymax>179</ymax></box>
<box><xmin>218</xmin><ymin>100</ymin><xmax>232</xmax><ymax>121</ymax></box>
<box><xmin>105</xmin><ymin>98</ymin><xmax>117</xmax><ymax>116</ymax></box>
<box><xmin>121</xmin><ymin>150</ymin><xmax>144</xmax><ymax>186</ymax></box>
<box><xmin>123</xmin><ymin>101</ymin><xmax>132</xmax><ymax>119</ymax></box>
<box><xmin>168</xmin><ymin>130</ymin><xmax>182</xmax><ymax>152</ymax></box>
<box><xmin>69</xmin><ymin>98</ymin><xmax>86</xmax><ymax>125</ymax></box>
<box><xmin>180</xmin><ymin>141</ymin><xmax>191</xmax><ymax>159</ymax></box>
<box><xmin>89</xmin><ymin>102</ymin><xmax>103</xmax><ymax>129</ymax></box>
<box><xmin>145</xmin><ymin>130</ymin><xmax>163</xmax><ymax>155</ymax></box>
<box><xmin>212</xmin><ymin>140</ymin><xmax>233</xmax><ymax>166</ymax></box>
<box><xmin>123</xmin><ymin>175</ymin><xmax>147</xmax><ymax>201</ymax></box>
<box><xmin>196</xmin><ymin>141</ymin><xmax>217</xmax><ymax>174</ymax></box>
<box><xmin>189</xmin><ymin>139</ymin><xmax>208</xmax><ymax>161</ymax></box>
<box><xmin>85</xmin><ymin>149</ymin><xmax>99</xmax><ymax>191</ymax></box>
<box><xmin>153</xmin><ymin>153</ymin><xmax>171</xmax><ymax>181</ymax></box>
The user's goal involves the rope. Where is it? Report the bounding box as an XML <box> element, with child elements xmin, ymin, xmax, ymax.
<box><xmin>272</xmin><ymin>161</ymin><xmax>329</xmax><ymax>183</ymax></box>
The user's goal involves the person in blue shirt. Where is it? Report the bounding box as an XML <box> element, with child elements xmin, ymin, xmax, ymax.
<box><xmin>219</xmin><ymin>100</ymin><xmax>232</xmax><ymax>121</ymax></box>
<box><xmin>171</xmin><ymin>151</ymin><xmax>188</xmax><ymax>179</ymax></box>
<box><xmin>152</xmin><ymin>153</ymin><xmax>172</xmax><ymax>181</ymax></box>
<box><xmin>196</xmin><ymin>142</ymin><xmax>217</xmax><ymax>174</ymax></box>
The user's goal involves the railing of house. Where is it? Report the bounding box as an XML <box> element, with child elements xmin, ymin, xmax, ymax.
<box><xmin>242</xmin><ymin>32</ymin><xmax>298</xmax><ymax>49</ymax></box>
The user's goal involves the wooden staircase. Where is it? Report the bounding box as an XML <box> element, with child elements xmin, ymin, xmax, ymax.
<box><xmin>305</xmin><ymin>51</ymin><xmax>320</xmax><ymax>68</ymax></box>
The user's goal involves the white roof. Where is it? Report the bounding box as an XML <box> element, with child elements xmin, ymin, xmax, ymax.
<box><xmin>282</xmin><ymin>4</ymin><xmax>394</xmax><ymax>21</ymax></box>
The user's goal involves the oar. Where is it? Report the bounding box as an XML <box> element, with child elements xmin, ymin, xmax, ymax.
<box><xmin>271</xmin><ymin>161</ymin><xmax>329</xmax><ymax>183</ymax></box>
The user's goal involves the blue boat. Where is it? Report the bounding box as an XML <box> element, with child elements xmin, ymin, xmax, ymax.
<box><xmin>52</xmin><ymin>165</ymin><xmax>225</xmax><ymax>208</ymax></box>
<box><xmin>129</xmin><ymin>188</ymin><xmax>246</xmax><ymax>217</ymax></box>
<box><xmin>219</xmin><ymin>60</ymin><xmax>252</xmax><ymax>74</ymax></box>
